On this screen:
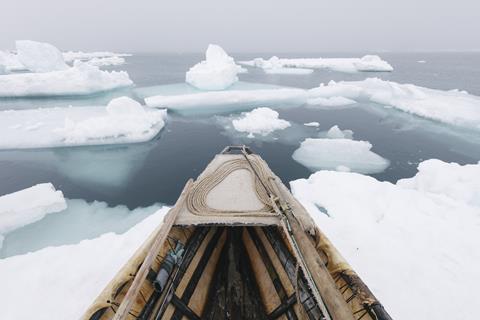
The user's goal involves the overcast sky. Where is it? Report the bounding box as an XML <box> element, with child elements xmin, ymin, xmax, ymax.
<box><xmin>1</xmin><ymin>0</ymin><xmax>479</xmax><ymax>53</ymax></box>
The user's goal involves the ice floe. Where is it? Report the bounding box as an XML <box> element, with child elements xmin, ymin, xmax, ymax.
<box><xmin>290</xmin><ymin>159</ymin><xmax>480</xmax><ymax>319</ymax></box>
<box><xmin>63</xmin><ymin>51</ymin><xmax>131</xmax><ymax>63</ymax></box>
<box><xmin>0</xmin><ymin>206</ymin><xmax>169</xmax><ymax>320</ymax></box>
<box><xmin>141</xmin><ymin>82</ymin><xmax>307</xmax><ymax>115</ymax></box>
<box><xmin>0</xmin><ymin>97</ymin><xmax>166</xmax><ymax>149</ymax></box>
<box><xmin>240</xmin><ymin>55</ymin><xmax>393</xmax><ymax>73</ymax></box>
<box><xmin>232</xmin><ymin>107</ymin><xmax>291</xmax><ymax>137</ymax></box>
<box><xmin>0</xmin><ymin>60</ymin><xmax>132</xmax><ymax>97</ymax></box>
<box><xmin>185</xmin><ymin>44</ymin><xmax>245</xmax><ymax>90</ymax></box>
<box><xmin>0</xmin><ymin>183</ymin><xmax>66</xmax><ymax>239</ymax></box>
<box><xmin>307</xmin><ymin>96</ymin><xmax>356</xmax><ymax>108</ymax></box>
<box><xmin>292</xmin><ymin>138</ymin><xmax>389</xmax><ymax>174</ymax></box>
<box><xmin>245</xmin><ymin>56</ymin><xmax>314</xmax><ymax>74</ymax></box>
<box><xmin>16</xmin><ymin>40</ymin><xmax>68</xmax><ymax>73</ymax></box>
<box><xmin>309</xmin><ymin>78</ymin><xmax>480</xmax><ymax>132</ymax></box>
<box><xmin>0</xmin><ymin>50</ymin><xmax>27</xmax><ymax>72</ymax></box>
<box><xmin>325</xmin><ymin>125</ymin><xmax>354</xmax><ymax>139</ymax></box>
<box><xmin>304</xmin><ymin>122</ymin><xmax>320</xmax><ymax>127</ymax></box>
<box><xmin>85</xmin><ymin>56</ymin><xmax>126</xmax><ymax>66</ymax></box>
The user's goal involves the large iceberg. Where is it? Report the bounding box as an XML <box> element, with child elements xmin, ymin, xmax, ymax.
<box><xmin>0</xmin><ymin>183</ymin><xmax>66</xmax><ymax>238</ymax></box>
<box><xmin>0</xmin><ymin>206</ymin><xmax>169</xmax><ymax>320</ymax></box>
<box><xmin>309</xmin><ymin>78</ymin><xmax>480</xmax><ymax>132</ymax></box>
<box><xmin>16</xmin><ymin>40</ymin><xmax>68</xmax><ymax>73</ymax></box>
<box><xmin>290</xmin><ymin>160</ymin><xmax>480</xmax><ymax>319</ymax></box>
<box><xmin>141</xmin><ymin>82</ymin><xmax>307</xmax><ymax>116</ymax></box>
<box><xmin>240</xmin><ymin>55</ymin><xmax>393</xmax><ymax>73</ymax></box>
<box><xmin>292</xmin><ymin>138</ymin><xmax>390</xmax><ymax>174</ymax></box>
<box><xmin>0</xmin><ymin>97</ymin><xmax>167</xmax><ymax>149</ymax></box>
<box><xmin>0</xmin><ymin>60</ymin><xmax>132</xmax><ymax>97</ymax></box>
<box><xmin>232</xmin><ymin>107</ymin><xmax>291</xmax><ymax>137</ymax></box>
<box><xmin>185</xmin><ymin>44</ymin><xmax>245</xmax><ymax>90</ymax></box>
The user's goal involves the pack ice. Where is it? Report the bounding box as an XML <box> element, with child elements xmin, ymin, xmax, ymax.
<box><xmin>186</xmin><ymin>44</ymin><xmax>246</xmax><ymax>90</ymax></box>
<box><xmin>0</xmin><ymin>97</ymin><xmax>167</xmax><ymax>149</ymax></box>
<box><xmin>240</xmin><ymin>55</ymin><xmax>393</xmax><ymax>73</ymax></box>
<box><xmin>309</xmin><ymin>78</ymin><xmax>480</xmax><ymax>132</ymax></box>
<box><xmin>290</xmin><ymin>159</ymin><xmax>480</xmax><ymax>319</ymax></box>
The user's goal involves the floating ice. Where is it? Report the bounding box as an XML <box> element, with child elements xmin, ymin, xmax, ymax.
<box><xmin>326</xmin><ymin>125</ymin><xmax>354</xmax><ymax>139</ymax></box>
<box><xmin>290</xmin><ymin>160</ymin><xmax>480</xmax><ymax>319</ymax></box>
<box><xmin>397</xmin><ymin>159</ymin><xmax>480</xmax><ymax>207</ymax></box>
<box><xmin>0</xmin><ymin>60</ymin><xmax>132</xmax><ymax>97</ymax></box>
<box><xmin>142</xmin><ymin>82</ymin><xmax>307</xmax><ymax>116</ymax></box>
<box><xmin>0</xmin><ymin>97</ymin><xmax>166</xmax><ymax>149</ymax></box>
<box><xmin>304</xmin><ymin>122</ymin><xmax>320</xmax><ymax>127</ymax></box>
<box><xmin>309</xmin><ymin>78</ymin><xmax>480</xmax><ymax>132</ymax></box>
<box><xmin>16</xmin><ymin>40</ymin><xmax>68</xmax><ymax>73</ymax></box>
<box><xmin>0</xmin><ymin>64</ymin><xmax>6</xmax><ymax>75</ymax></box>
<box><xmin>85</xmin><ymin>56</ymin><xmax>126</xmax><ymax>66</ymax></box>
<box><xmin>292</xmin><ymin>138</ymin><xmax>389</xmax><ymax>174</ymax></box>
<box><xmin>0</xmin><ymin>51</ymin><xmax>27</xmax><ymax>72</ymax></box>
<box><xmin>232</xmin><ymin>107</ymin><xmax>291</xmax><ymax>137</ymax></box>
<box><xmin>0</xmin><ymin>183</ymin><xmax>66</xmax><ymax>237</ymax></box>
<box><xmin>0</xmin><ymin>206</ymin><xmax>169</xmax><ymax>320</ymax></box>
<box><xmin>185</xmin><ymin>44</ymin><xmax>245</xmax><ymax>90</ymax></box>
<box><xmin>63</xmin><ymin>51</ymin><xmax>131</xmax><ymax>63</ymax></box>
<box><xmin>240</xmin><ymin>55</ymin><xmax>393</xmax><ymax>73</ymax></box>
<box><xmin>417</xmin><ymin>60</ymin><xmax>426</xmax><ymax>63</ymax></box>
<box><xmin>307</xmin><ymin>96</ymin><xmax>356</xmax><ymax>108</ymax></box>
<box><xmin>244</xmin><ymin>56</ymin><xmax>314</xmax><ymax>74</ymax></box>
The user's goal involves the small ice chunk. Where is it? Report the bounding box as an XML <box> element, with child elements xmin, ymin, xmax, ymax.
<box><xmin>326</xmin><ymin>125</ymin><xmax>353</xmax><ymax>139</ymax></box>
<box><xmin>16</xmin><ymin>40</ymin><xmax>68</xmax><ymax>73</ymax></box>
<box><xmin>417</xmin><ymin>60</ymin><xmax>426</xmax><ymax>63</ymax></box>
<box><xmin>292</xmin><ymin>138</ymin><xmax>389</xmax><ymax>174</ymax></box>
<box><xmin>186</xmin><ymin>44</ymin><xmax>244</xmax><ymax>90</ymax></box>
<box><xmin>232</xmin><ymin>107</ymin><xmax>291</xmax><ymax>137</ymax></box>
<box><xmin>0</xmin><ymin>183</ymin><xmax>66</xmax><ymax>235</ymax></box>
<box><xmin>304</xmin><ymin>122</ymin><xmax>320</xmax><ymax>127</ymax></box>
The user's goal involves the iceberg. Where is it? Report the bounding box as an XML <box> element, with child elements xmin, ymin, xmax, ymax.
<box><xmin>292</xmin><ymin>138</ymin><xmax>389</xmax><ymax>174</ymax></box>
<box><xmin>232</xmin><ymin>107</ymin><xmax>291</xmax><ymax>137</ymax></box>
<box><xmin>0</xmin><ymin>97</ymin><xmax>167</xmax><ymax>149</ymax></box>
<box><xmin>185</xmin><ymin>44</ymin><xmax>245</xmax><ymax>90</ymax></box>
<box><xmin>0</xmin><ymin>183</ymin><xmax>66</xmax><ymax>237</ymax></box>
<box><xmin>0</xmin><ymin>60</ymin><xmax>132</xmax><ymax>97</ymax></box>
<box><xmin>325</xmin><ymin>125</ymin><xmax>354</xmax><ymax>139</ymax></box>
<box><xmin>0</xmin><ymin>206</ymin><xmax>169</xmax><ymax>320</ymax></box>
<box><xmin>16</xmin><ymin>40</ymin><xmax>68</xmax><ymax>73</ymax></box>
<box><xmin>0</xmin><ymin>50</ymin><xmax>27</xmax><ymax>72</ymax></box>
<box><xmin>141</xmin><ymin>82</ymin><xmax>307</xmax><ymax>116</ymax></box>
<box><xmin>290</xmin><ymin>160</ymin><xmax>480</xmax><ymax>319</ymax></box>
<box><xmin>240</xmin><ymin>55</ymin><xmax>393</xmax><ymax>73</ymax></box>
<box><xmin>309</xmin><ymin>78</ymin><xmax>480</xmax><ymax>132</ymax></box>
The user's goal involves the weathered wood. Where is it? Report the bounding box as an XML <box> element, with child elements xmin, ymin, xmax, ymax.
<box><xmin>268</xmin><ymin>294</ymin><xmax>297</xmax><ymax>320</ymax></box>
<box><xmin>170</xmin><ymin>295</ymin><xmax>201</xmax><ymax>320</ymax></box>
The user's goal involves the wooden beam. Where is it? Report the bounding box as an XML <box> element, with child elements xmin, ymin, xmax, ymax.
<box><xmin>171</xmin><ymin>295</ymin><xmax>201</xmax><ymax>320</ymax></box>
<box><xmin>268</xmin><ymin>294</ymin><xmax>297</xmax><ymax>320</ymax></box>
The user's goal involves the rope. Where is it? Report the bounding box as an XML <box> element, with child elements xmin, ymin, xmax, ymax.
<box><xmin>186</xmin><ymin>156</ymin><xmax>279</xmax><ymax>217</ymax></box>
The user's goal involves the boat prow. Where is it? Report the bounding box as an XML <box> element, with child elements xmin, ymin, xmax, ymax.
<box><xmin>83</xmin><ymin>146</ymin><xmax>392</xmax><ymax>320</ymax></box>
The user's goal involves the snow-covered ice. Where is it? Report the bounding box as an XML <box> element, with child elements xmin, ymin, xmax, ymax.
<box><xmin>309</xmin><ymin>78</ymin><xmax>480</xmax><ymax>132</ymax></box>
<box><xmin>304</xmin><ymin>122</ymin><xmax>320</xmax><ymax>127</ymax></box>
<box><xmin>142</xmin><ymin>82</ymin><xmax>307</xmax><ymax>115</ymax></box>
<box><xmin>307</xmin><ymin>96</ymin><xmax>356</xmax><ymax>108</ymax></box>
<box><xmin>244</xmin><ymin>56</ymin><xmax>314</xmax><ymax>74</ymax></box>
<box><xmin>16</xmin><ymin>40</ymin><xmax>68</xmax><ymax>73</ymax></box>
<box><xmin>232</xmin><ymin>107</ymin><xmax>291</xmax><ymax>137</ymax></box>
<box><xmin>0</xmin><ymin>183</ymin><xmax>66</xmax><ymax>237</ymax></box>
<box><xmin>0</xmin><ymin>50</ymin><xmax>27</xmax><ymax>72</ymax></box>
<box><xmin>85</xmin><ymin>56</ymin><xmax>126</xmax><ymax>67</ymax></box>
<box><xmin>0</xmin><ymin>206</ymin><xmax>169</xmax><ymax>320</ymax></box>
<box><xmin>240</xmin><ymin>55</ymin><xmax>393</xmax><ymax>73</ymax></box>
<box><xmin>292</xmin><ymin>138</ymin><xmax>389</xmax><ymax>174</ymax></box>
<box><xmin>290</xmin><ymin>159</ymin><xmax>480</xmax><ymax>319</ymax></box>
<box><xmin>326</xmin><ymin>125</ymin><xmax>354</xmax><ymax>139</ymax></box>
<box><xmin>0</xmin><ymin>97</ymin><xmax>167</xmax><ymax>149</ymax></box>
<box><xmin>63</xmin><ymin>51</ymin><xmax>131</xmax><ymax>63</ymax></box>
<box><xmin>185</xmin><ymin>44</ymin><xmax>245</xmax><ymax>90</ymax></box>
<box><xmin>0</xmin><ymin>60</ymin><xmax>132</xmax><ymax>97</ymax></box>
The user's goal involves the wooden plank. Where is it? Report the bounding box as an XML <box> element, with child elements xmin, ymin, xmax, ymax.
<box><xmin>112</xmin><ymin>180</ymin><xmax>193</xmax><ymax>320</ymax></box>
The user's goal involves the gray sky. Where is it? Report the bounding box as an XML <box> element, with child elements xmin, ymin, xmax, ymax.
<box><xmin>1</xmin><ymin>0</ymin><xmax>479</xmax><ymax>53</ymax></box>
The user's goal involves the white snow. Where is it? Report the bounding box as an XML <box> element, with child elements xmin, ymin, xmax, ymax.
<box><xmin>85</xmin><ymin>56</ymin><xmax>126</xmax><ymax>67</ymax></box>
<box><xmin>290</xmin><ymin>159</ymin><xmax>480</xmax><ymax>320</ymax></box>
<box><xmin>0</xmin><ymin>51</ymin><xmax>27</xmax><ymax>72</ymax></box>
<box><xmin>292</xmin><ymin>138</ymin><xmax>389</xmax><ymax>174</ymax></box>
<box><xmin>309</xmin><ymin>78</ymin><xmax>480</xmax><ymax>132</ymax></box>
<box><xmin>144</xmin><ymin>83</ymin><xmax>307</xmax><ymax>116</ymax></box>
<box><xmin>0</xmin><ymin>60</ymin><xmax>132</xmax><ymax>97</ymax></box>
<box><xmin>0</xmin><ymin>97</ymin><xmax>167</xmax><ymax>149</ymax></box>
<box><xmin>397</xmin><ymin>159</ymin><xmax>480</xmax><ymax>207</ymax></box>
<box><xmin>232</xmin><ymin>107</ymin><xmax>291</xmax><ymax>137</ymax></box>
<box><xmin>304</xmin><ymin>122</ymin><xmax>320</xmax><ymax>127</ymax></box>
<box><xmin>185</xmin><ymin>44</ymin><xmax>245</xmax><ymax>90</ymax></box>
<box><xmin>63</xmin><ymin>51</ymin><xmax>131</xmax><ymax>63</ymax></box>
<box><xmin>240</xmin><ymin>55</ymin><xmax>393</xmax><ymax>73</ymax></box>
<box><xmin>307</xmin><ymin>96</ymin><xmax>356</xmax><ymax>108</ymax></box>
<box><xmin>16</xmin><ymin>40</ymin><xmax>68</xmax><ymax>73</ymax></box>
<box><xmin>326</xmin><ymin>125</ymin><xmax>354</xmax><ymax>139</ymax></box>
<box><xmin>0</xmin><ymin>183</ymin><xmax>66</xmax><ymax>236</ymax></box>
<box><xmin>0</xmin><ymin>206</ymin><xmax>169</xmax><ymax>320</ymax></box>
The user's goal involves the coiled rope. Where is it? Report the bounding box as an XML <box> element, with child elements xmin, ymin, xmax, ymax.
<box><xmin>186</xmin><ymin>157</ymin><xmax>278</xmax><ymax>217</ymax></box>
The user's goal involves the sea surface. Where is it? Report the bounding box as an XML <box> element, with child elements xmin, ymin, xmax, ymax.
<box><xmin>1</xmin><ymin>52</ymin><xmax>479</xmax><ymax>211</ymax></box>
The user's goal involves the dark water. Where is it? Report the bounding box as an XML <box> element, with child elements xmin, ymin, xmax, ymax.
<box><xmin>0</xmin><ymin>52</ymin><xmax>479</xmax><ymax>208</ymax></box>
